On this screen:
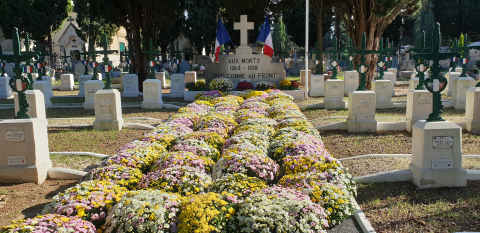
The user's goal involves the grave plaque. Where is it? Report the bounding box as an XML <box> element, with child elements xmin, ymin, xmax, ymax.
<box><xmin>358</xmin><ymin>100</ymin><xmax>371</xmax><ymax>107</ymax></box>
<box><xmin>8</xmin><ymin>155</ymin><xmax>26</xmax><ymax>165</ymax></box>
<box><xmin>433</xmin><ymin>136</ymin><xmax>454</xmax><ymax>148</ymax></box>
<box><xmin>100</xmin><ymin>99</ymin><xmax>111</xmax><ymax>106</ymax></box>
<box><xmin>432</xmin><ymin>159</ymin><xmax>453</xmax><ymax>169</ymax></box>
<box><xmin>147</xmin><ymin>97</ymin><xmax>155</xmax><ymax>101</ymax></box>
<box><xmin>418</xmin><ymin>97</ymin><xmax>432</xmax><ymax>104</ymax></box>
<box><xmin>6</xmin><ymin>131</ymin><xmax>24</xmax><ymax>141</ymax></box>
<box><xmin>101</xmin><ymin>114</ymin><xmax>112</xmax><ymax>120</ymax></box>
<box><xmin>331</xmin><ymin>96</ymin><xmax>340</xmax><ymax>100</ymax></box>
<box><xmin>418</xmin><ymin>113</ymin><xmax>430</xmax><ymax>119</ymax></box>
<box><xmin>357</xmin><ymin>114</ymin><xmax>370</xmax><ymax>120</ymax></box>
<box><xmin>147</xmin><ymin>87</ymin><xmax>155</xmax><ymax>92</ymax></box>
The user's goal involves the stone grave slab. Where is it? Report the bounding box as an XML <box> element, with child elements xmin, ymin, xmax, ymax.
<box><xmin>372</xmin><ymin>80</ymin><xmax>394</xmax><ymax>109</ymax></box>
<box><xmin>185</xmin><ymin>71</ymin><xmax>197</xmax><ymax>84</ymax></box>
<box><xmin>41</xmin><ymin>76</ymin><xmax>54</xmax><ymax>98</ymax></box>
<box><xmin>122</xmin><ymin>74</ymin><xmax>139</xmax><ymax>97</ymax></box>
<box><xmin>78</xmin><ymin>75</ymin><xmax>92</xmax><ymax>97</ymax></box>
<box><xmin>452</xmin><ymin>77</ymin><xmax>476</xmax><ymax>109</ymax></box>
<box><xmin>0</xmin><ymin>118</ymin><xmax>52</xmax><ymax>184</ymax></box>
<box><xmin>142</xmin><ymin>79</ymin><xmax>163</xmax><ymax>109</ymax></box>
<box><xmin>170</xmin><ymin>73</ymin><xmax>185</xmax><ymax>98</ymax></box>
<box><xmin>155</xmin><ymin>72</ymin><xmax>167</xmax><ymax>88</ymax></box>
<box><xmin>14</xmin><ymin>90</ymin><xmax>46</xmax><ymax>119</ymax></box>
<box><xmin>0</xmin><ymin>76</ymin><xmax>13</xmax><ymax>99</ymax></box>
<box><xmin>344</xmin><ymin>71</ymin><xmax>359</xmax><ymax>95</ymax></box>
<box><xmin>93</xmin><ymin>89</ymin><xmax>124</xmax><ymax>131</ymax></box>
<box><xmin>410</xmin><ymin>121</ymin><xmax>466</xmax><ymax>189</ymax></box>
<box><xmin>406</xmin><ymin>90</ymin><xmax>432</xmax><ymax>132</ymax></box>
<box><xmin>384</xmin><ymin>71</ymin><xmax>396</xmax><ymax>96</ymax></box>
<box><xmin>32</xmin><ymin>81</ymin><xmax>52</xmax><ymax>108</ymax></box>
<box><xmin>84</xmin><ymin>80</ymin><xmax>104</xmax><ymax>109</ymax></box>
<box><xmin>465</xmin><ymin>87</ymin><xmax>480</xmax><ymax>133</ymax></box>
<box><xmin>324</xmin><ymin>79</ymin><xmax>345</xmax><ymax>109</ymax></box>
<box><xmin>60</xmin><ymin>74</ymin><xmax>74</xmax><ymax>91</ymax></box>
<box><xmin>444</xmin><ymin>72</ymin><xmax>461</xmax><ymax>95</ymax></box>
<box><xmin>300</xmin><ymin>70</ymin><xmax>311</xmax><ymax>87</ymax></box>
<box><xmin>309</xmin><ymin>74</ymin><xmax>325</xmax><ymax>97</ymax></box>
<box><xmin>180</xmin><ymin>61</ymin><xmax>191</xmax><ymax>75</ymax></box>
<box><xmin>346</xmin><ymin>91</ymin><xmax>377</xmax><ymax>132</ymax></box>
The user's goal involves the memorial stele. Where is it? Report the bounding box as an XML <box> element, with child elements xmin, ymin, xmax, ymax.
<box><xmin>204</xmin><ymin>15</ymin><xmax>284</xmax><ymax>87</ymax></box>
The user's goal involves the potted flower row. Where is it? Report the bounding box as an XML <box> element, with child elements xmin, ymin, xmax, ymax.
<box><xmin>185</xmin><ymin>81</ymin><xmax>209</xmax><ymax>91</ymax></box>
<box><xmin>279</xmin><ymin>79</ymin><xmax>301</xmax><ymax>90</ymax></box>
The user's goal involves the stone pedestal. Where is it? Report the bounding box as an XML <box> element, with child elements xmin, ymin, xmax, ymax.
<box><xmin>300</xmin><ymin>70</ymin><xmax>312</xmax><ymax>87</ymax></box>
<box><xmin>324</xmin><ymin>79</ymin><xmax>345</xmax><ymax>109</ymax></box>
<box><xmin>14</xmin><ymin>90</ymin><xmax>46</xmax><ymax>119</ymax></box>
<box><xmin>0</xmin><ymin>76</ymin><xmax>13</xmax><ymax>99</ymax></box>
<box><xmin>41</xmin><ymin>76</ymin><xmax>54</xmax><ymax>98</ymax></box>
<box><xmin>406</xmin><ymin>90</ymin><xmax>433</xmax><ymax>132</ymax></box>
<box><xmin>170</xmin><ymin>73</ymin><xmax>185</xmax><ymax>98</ymax></box>
<box><xmin>344</xmin><ymin>71</ymin><xmax>359</xmax><ymax>95</ymax></box>
<box><xmin>444</xmin><ymin>72</ymin><xmax>461</xmax><ymax>95</ymax></box>
<box><xmin>78</xmin><ymin>75</ymin><xmax>92</xmax><ymax>97</ymax></box>
<box><xmin>387</xmin><ymin>68</ymin><xmax>397</xmax><ymax>79</ymax></box>
<box><xmin>372</xmin><ymin>80</ymin><xmax>394</xmax><ymax>109</ymax></box>
<box><xmin>0</xmin><ymin>118</ymin><xmax>52</xmax><ymax>184</ymax></box>
<box><xmin>384</xmin><ymin>72</ymin><xmax>396</xmax><ymax>96</ymax></box>
<box><xmin>60</xmin><ymin>74</ymin><xmax>74</xmax><ymax>91</ymax></box>
<box><xmin>84</xmin><ymin>80</ymin><xmax>104</xmax><ymax>109</ymax></box>
<box><xmin>452</xmin><ymin>76</ymin><xmax>476</xmax><ymax>110</ymax></box>
<box><xmin>32</xmin><ymin>81</ymin><xmax>52</xmax><ymax>108</ymax></box>
<box><xmin>122</xmin><ymin>74</ymin><xmax>139</xmax><ymax>97</ymax></box>
<box><xmin>465</xmin><ymin>87</ymin><xmax>480</xmax><ymax>133</ymax></box>
<box><xmin>409</xmin><ymin>77</ymin><xmax>419</xmax><ymax>90</ymax></box>
<box><xmin>155</xmin><ymin>72</ymin><xmax>166</xmax><ymax>88</ymax></box>
<box><xmin>346</xmin><ymin>91</ymin><xmax>377</xmax><ymax>132</ymax></box>
<box><xmin>93</xmin><ymin>89</ymin><xmax>123</xmax><ymax>131</ymax></box>
<box><xmin>185</xmin><ymin>71</ymin><xmax>197</xmax><ymax>84</ymax></box>
<box><xmin>120</xmin><ymin>72</ymin><xmax>128</xmax><ymax>90</ymax></box>
<box><xmin>142</xmin><ymin>79</ymin><xmax>163</xmax><ymax>109</ymax></box>
<box><xmin>410</xmin><ymin>121</ymin><xmax>466</xmax><ymax>189</ymax></box>
<box><xmin>309</xmin><ymin>74</ymin><xmax>325</xmax><ymax>97</ymax></box>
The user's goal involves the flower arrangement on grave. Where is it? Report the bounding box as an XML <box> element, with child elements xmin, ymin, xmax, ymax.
<box><xmin>195</xmin><ymin>90</ymin><xmax>224</xmax><ymax>101</ymax></box>
<box><xmin>195</xmin><ymin>112</ymin><xmax>237</xmax><ymax>134</ymax></box>
<box><xmin>238</xmin><ymin>100</ymin><xmax>270</xmax><ymax>111</ymax></box>
<box><xmin>242</xmin><ymin>96</ymin><xmax>269</xmax><ymax>105</ymax></box>
<box><xmin>221</xmin><ymin>142</ymin><xmax>265</xmax><ymax>158</ymax></box>
<box><xmin>104</xmin><ymin>190</ymin><xmax>182</xmax><ymax>233</ymax></box>
<box><xmin>180</xmin><ymin>132</ymin><xmax>225</xmax><ymax>151</ymax></box>
<box><xmin>266</xmin><ymin>92</ymin><xmax>295</xmax><ymax>101</ymax></box>
<box><xmin>82</xmin><ymin>165</ymin><xmax>143</xmax><ymax>190</ymax></box>
<box><xmin>276</xmin><ymin>117</ymin><xmax>314</xmax><ymax>130</ymax></box>
<box><xmin>138</xmin><ymin>165</ymin><xmax>212</xmax><ymax>196</ymax></box>
<box><xmin>210</xmin><ymin>173</ymin><xmax>267</xmax><ymax>200</ymax></box>
<box><xmin>139</xmin><ymin>132</ymin><xmax>176</xmax><ymax>149</ymax></box>
<box><xmin>0</xmin><ymin>214</ymin><xmax>96</xmax><ymax>233</ymax></box>
<box><xmin>186</xmin><ymin>101</ymin><xmax>214</xmax><ymax>113</ymax></box>
<box><xmin>236</xmin><ymin>80</ymin><xmax>254</xmax><ymax>91</ymax></box>
<box><xmin>117</xmin><ymin>140</ymin><xmax>164</xmax><ymax>153</ymax></box>
<box><xmin>153</xmin><ymin>122</ymin><xmax>194</xmax><ymax>137</ymax></box>
<box><xmin>150</xmin><ymin>151</ymin><xmax>215</xmax><ymax>173</ymax></box>
<box><xmin>171</xmin><ymin>139</ymin><xmax>221</xmax><ymax>161</ymax></box>
<box><xmin>237</xmin><ymin>117</ymin><xmax>278</xmax><ymax>128</ymax></box>
<box><xmin>223</xmin><ymin>132</ymin><xmax>270</xmax><ymax>154</ymax></box>
<box><xmin>197</xmin><ymin>127</ymin><xmax>229</xmax><ymax>138</ymax></box>
<box><xmin>185</xmin><ymin>81</ymin><xmax>196</xmax><ymax>91</ymax></box>
<box><xmin>168</xmin><ymin>112</ymin><xmax>201</xmax><ymax>128</ymax></box>
<box><xmin>193</xmin><ymin>65</ymin><xmax>205</xmax><ymax>72</ymax></box>
<box><xmin>255</xmin><ymin>81</ymin><xmax>276</xmax><ymax>90</ymax></box>
<box><xmin>279</xmin><ymin>79</ymin><xmax>291</xmax><ymax>90</ymax></box>
<box><xmin>102</xmin><ymin>147</ymin><xmax>165</xmax><ymax>172</ymax></box>
<box><xmin>195</xmin><ymin>80</ymin><xmax>207</xmax><ymax>90</ymax></box>
<box><xmin>164</xmin><ymin>65</ymin><xmax>173</xmax><ymax>73</ymax></box>
<box><xmin>209</xmin><ymin>77</ymin><xmax>234</xmax><ymax>92</ymax></box>
<box><xmin>235</xmin><ymin>107</ymin><xmax>267</xmax><ymax>118</ymax></box>
<box><xmin>234</xmin><ymin>124</ymin><xmax>275</xmax><ymax>138</ymax></box>
<box><xmin>41</xmin><ymin>180</ymin><xmax>127</xmax><ymax>229</ymax></box>
<box><xmin>279</xmin><ymin>173</ymin><xmax>356</xmax><ymax>227</ymax></box>
<box><xmin>211</xmin><ymin>95</ymin><xmax>244</xmax><ymax>105</ymax></box>
<box><xmin>228</xmin><ymin>186</ymin><xmax>328</xmax><ymax>232</ymax></box>
<box><xmin>177</xmin><ymin>192</ymin><xmax>237</xmax><ymax>233</ymax></box>
<box><xmin>245</xmin><ymin>90</ymin><xmax>268</xmax><ymax>99</ymax></box>
<box><xmin>212</xmin><ymin>151</ymin><xmax>280</xmax><ymax>182</ymax></box>
<box><xmin>234</xmin><ymin>111</ymin><xmax>266</xmax><ymax>124</ymax></box>
<box><xmin>290</xmin><ymin>80</ymin><xmax>301</xmax><ymax>90</ymax></box>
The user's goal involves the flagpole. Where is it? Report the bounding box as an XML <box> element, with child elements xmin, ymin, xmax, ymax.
<box><xmin>305</xmin><ymin>0</ymin><xmax>309</xmax><ymax>99</ymax></box>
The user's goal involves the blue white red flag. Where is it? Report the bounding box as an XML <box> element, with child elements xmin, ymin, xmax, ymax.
<box><xmin>254</xmin><ymin>16</ymin><xmax>273</xmax><ymax>58</ymax></box>
<box><xmin>148</xmin><ymin>61</ymin><xmax>155</xmax><ymax>67</ymax></box>
<box><xmin>460</xmin><ymin>58</ymin><xmax>469</xmax><ymax>64</ymax></box>
<box><xmin>215</xmin><ymin>16</ymin><xmax>233</xmax><ymax>63</ymax></box>
<box><xmin>82</xmin><ymin>60</ymin><xmax>89</xmax><ymax>66</ymax></box>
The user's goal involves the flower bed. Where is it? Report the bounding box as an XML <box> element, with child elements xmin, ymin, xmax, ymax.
<box><xmin>19</xmin><ymin>89</ymin><xmax>357</xmax><ymax>233</ymax></box>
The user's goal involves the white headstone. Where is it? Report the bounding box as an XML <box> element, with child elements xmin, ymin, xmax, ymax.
<box><xmin>84</xmin><ymin>80</ymin><xmax>104</xmax><ymax>109</ymax></box>
<box><xmin>0</xmin><ymin>75</ymin><xmax>13</xmax><ymax>99</ymax></box>
<box><xmin>465</xmin><ymin>87</ymin><xmax>480</xmax><ymax>133</ymax></box>
<box><xmin>170</xmin><ymin>73</ymin><xmax>185</xmax><ymax>98</ymax></box>
<box><xmin>0</xmin><ymin>118</ymin><xmax>52</xmax><ymax>184</ymax></box>
<box><xmin>410</xmin><ymin>121</ymin><xmax>466</xmax><ymax>189</ymax></box>
<box><xmin>93</xmin><ymin>89</ymin><xmax>123</xmax><ymax>131</ymax></box>
<box><xmin>78</xmin><ymin>75</ymin><xmax>92</xmax><ymax>97</ymax></box>
<box><xmin>444</xmin><ymin>72</ymin><xmax>461</xmax><ymax>95</ymax></box>
<box><xmin>185</xmin><ymin>71</ymin><xmax>197</xmax><ymax>84</ymax></box>
<box><xmin>180</xmin><ymin>61</ymin><xmax>191</xmax><ymax>75</ymax></box>
<box><xmin>324</xmin><ymin>79</ymin><xmax>345</xmax><ymax>110</ymax></box>
<box><xmin>60</xmin><ymin>74</ymin><xmax>74</xmax><ymax>91</ymax></box>
<box><xmin>142</xmin><ymin>79</ymin><xmax>163</xmax><ymax>109</ymax></box>
<box><xmin>383</xmin><ymin>71</ymin><xmax>396</xmax><ymax>96</ymax></box>
<box><xmin>406</xmin><ymin>90</ymin><xmax>432</xmax><ymax>132</ymax></box>
<box><xmin>155</xmin><ymin>72</ymin><xmax>167</xmax><ymax>89</ymax></box>
<box><xmin>32</xmin><ymin>80</ymin><xmax>52</xmax><ymax>108</ymax></box>
<box><xmin>41</xmin><ymin>76</ymin><xmax>54</xmax><ymax>98</ymax></box>
<box><xmin>372</xmin><ymin>80</ymin><xmax>394</xmax><ymax>109</ymax></box>
<box><xmin>346</xmin><ymin>91</ymin><xmax>377</xmax><ymax>132</ymax></box>
<box><xmin>122</xmin><ymin>74</ymin><xmax>139</xmax><ymax>97</ymax></box>
<box><xmin>14</xmin><ymin>90</ymin><xmax>46</xmax><ymax>119</ymax></box>
<box><xmin>344</xmin><ymin>71</ymin><xmax>359</xmax><ymax>95</ymax></box>
<box><xmin>452</xmin><ymin>76</ymin><xmax>476</xmax><ymax>109</ymax></box>
<box><xmin>300</xmin><ymin>70</ymin><xmax>311</xmax><ymax>87</ymax></box>
<box><xmin>309</xmin><ymin>75</ymin><xmax>325</xmax><ymax>97</ymax></box>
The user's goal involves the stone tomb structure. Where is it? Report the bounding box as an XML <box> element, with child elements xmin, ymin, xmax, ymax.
<box><xmin>78</xmin><ymin>74</ymin><xmax>102</xmax><ymax>97</ymax></box>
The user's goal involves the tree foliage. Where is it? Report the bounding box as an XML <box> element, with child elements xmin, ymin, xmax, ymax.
<box><xmin>432</xmin><ymin>0</ymin><xmax>480</xmax><ymax>43</ymax></box>
<box><xmin>272</xmin><ymin>17</ymin><xmax>287</xmax><ymax>50</ymax></box>
<box><xmin>185</xmin><ymin>0</ymin><xmax>219</xmax><ymax>55</ymax></box>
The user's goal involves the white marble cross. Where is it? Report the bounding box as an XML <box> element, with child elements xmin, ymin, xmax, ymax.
<box><xmin>234</xmin><ymin>15</ymin><xmax>254</xmax><ymax>46</ymax></box>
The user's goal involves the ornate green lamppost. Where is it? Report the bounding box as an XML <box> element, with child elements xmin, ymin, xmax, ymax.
<box><xmin>451</xmin><ymin>34</ymin><xmax>480</xmax><ymax>78</ymax></box>
<box><xmin>0</xmin><ymin>28</ymin><xmax>38</xmax><ymax>119</ymax></box>
<box><xmin>173</xmin><ymin>41</ymin><xmax>183</xmax><ymax>73</ymax></box>
<box><xmin>408</xmin><ymin>31</ymin><xmax>432</xmax><ymax>90</ymax></box>
<box><xmin>346</xmin><ymin>33</ymin><xmax>377</xmax><ymax>91</ymax></box>
<box><xmin>322</xmin><ymin>37</ymin><xmax>345</xmax><ymax>79</ymax></box>
<box><xmin>344</xmin><ymin>38</ymin><xmax>359</xmax><ymax>71</ymax></box>
<box><xmin>413</xmin><ymin>23</ymin><xmax>461</xmax><ymax>122</ymax></box>
<box><xmin>142</xmin><ymin>38</ymin><xmax>161</xmax><ymax>80</ymax></box>
<box><xmin>60</xmin><ymin>48</ymin><xmax>71</xmax><ymax>74</ymax></box>
<box><xmin>98</xmin><ymin>34</ymin><xmax>118</xmax><ymax>89</ymax></box>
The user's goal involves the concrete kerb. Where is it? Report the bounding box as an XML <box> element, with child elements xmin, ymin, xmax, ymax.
<box><xmin>47</xmin><ymin>123</ymin><xmax>156</xmax><ymax>130</ymax></box>
<box><xmin>315</xmin><ymin>121</ymin><xmax>467</xmax><ymax>131</ymax></box>
<box><xmin>48</xmin><ymin>168</ymin><xmax>86</xmax><ymax>180</ymax></box>
<box><xmin>49</xmin><ymin>151</ymin><xmax>110</xmax><ymax>158</ymax></box>
<box><xmin>352</xmin><ymin>200</ymin><xmax>376</xmax><ymax>233</ymax></box>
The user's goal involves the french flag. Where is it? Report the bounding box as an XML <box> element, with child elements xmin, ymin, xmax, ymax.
<box><xmin>215</xmin><ymin>16</ymin><xmax>233</xmax><ymax>63</ymax></box>
<box><xmin>255</xmin><ymin>16</ymin><xmax>273</xmax><ymax>58</ymax></box>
